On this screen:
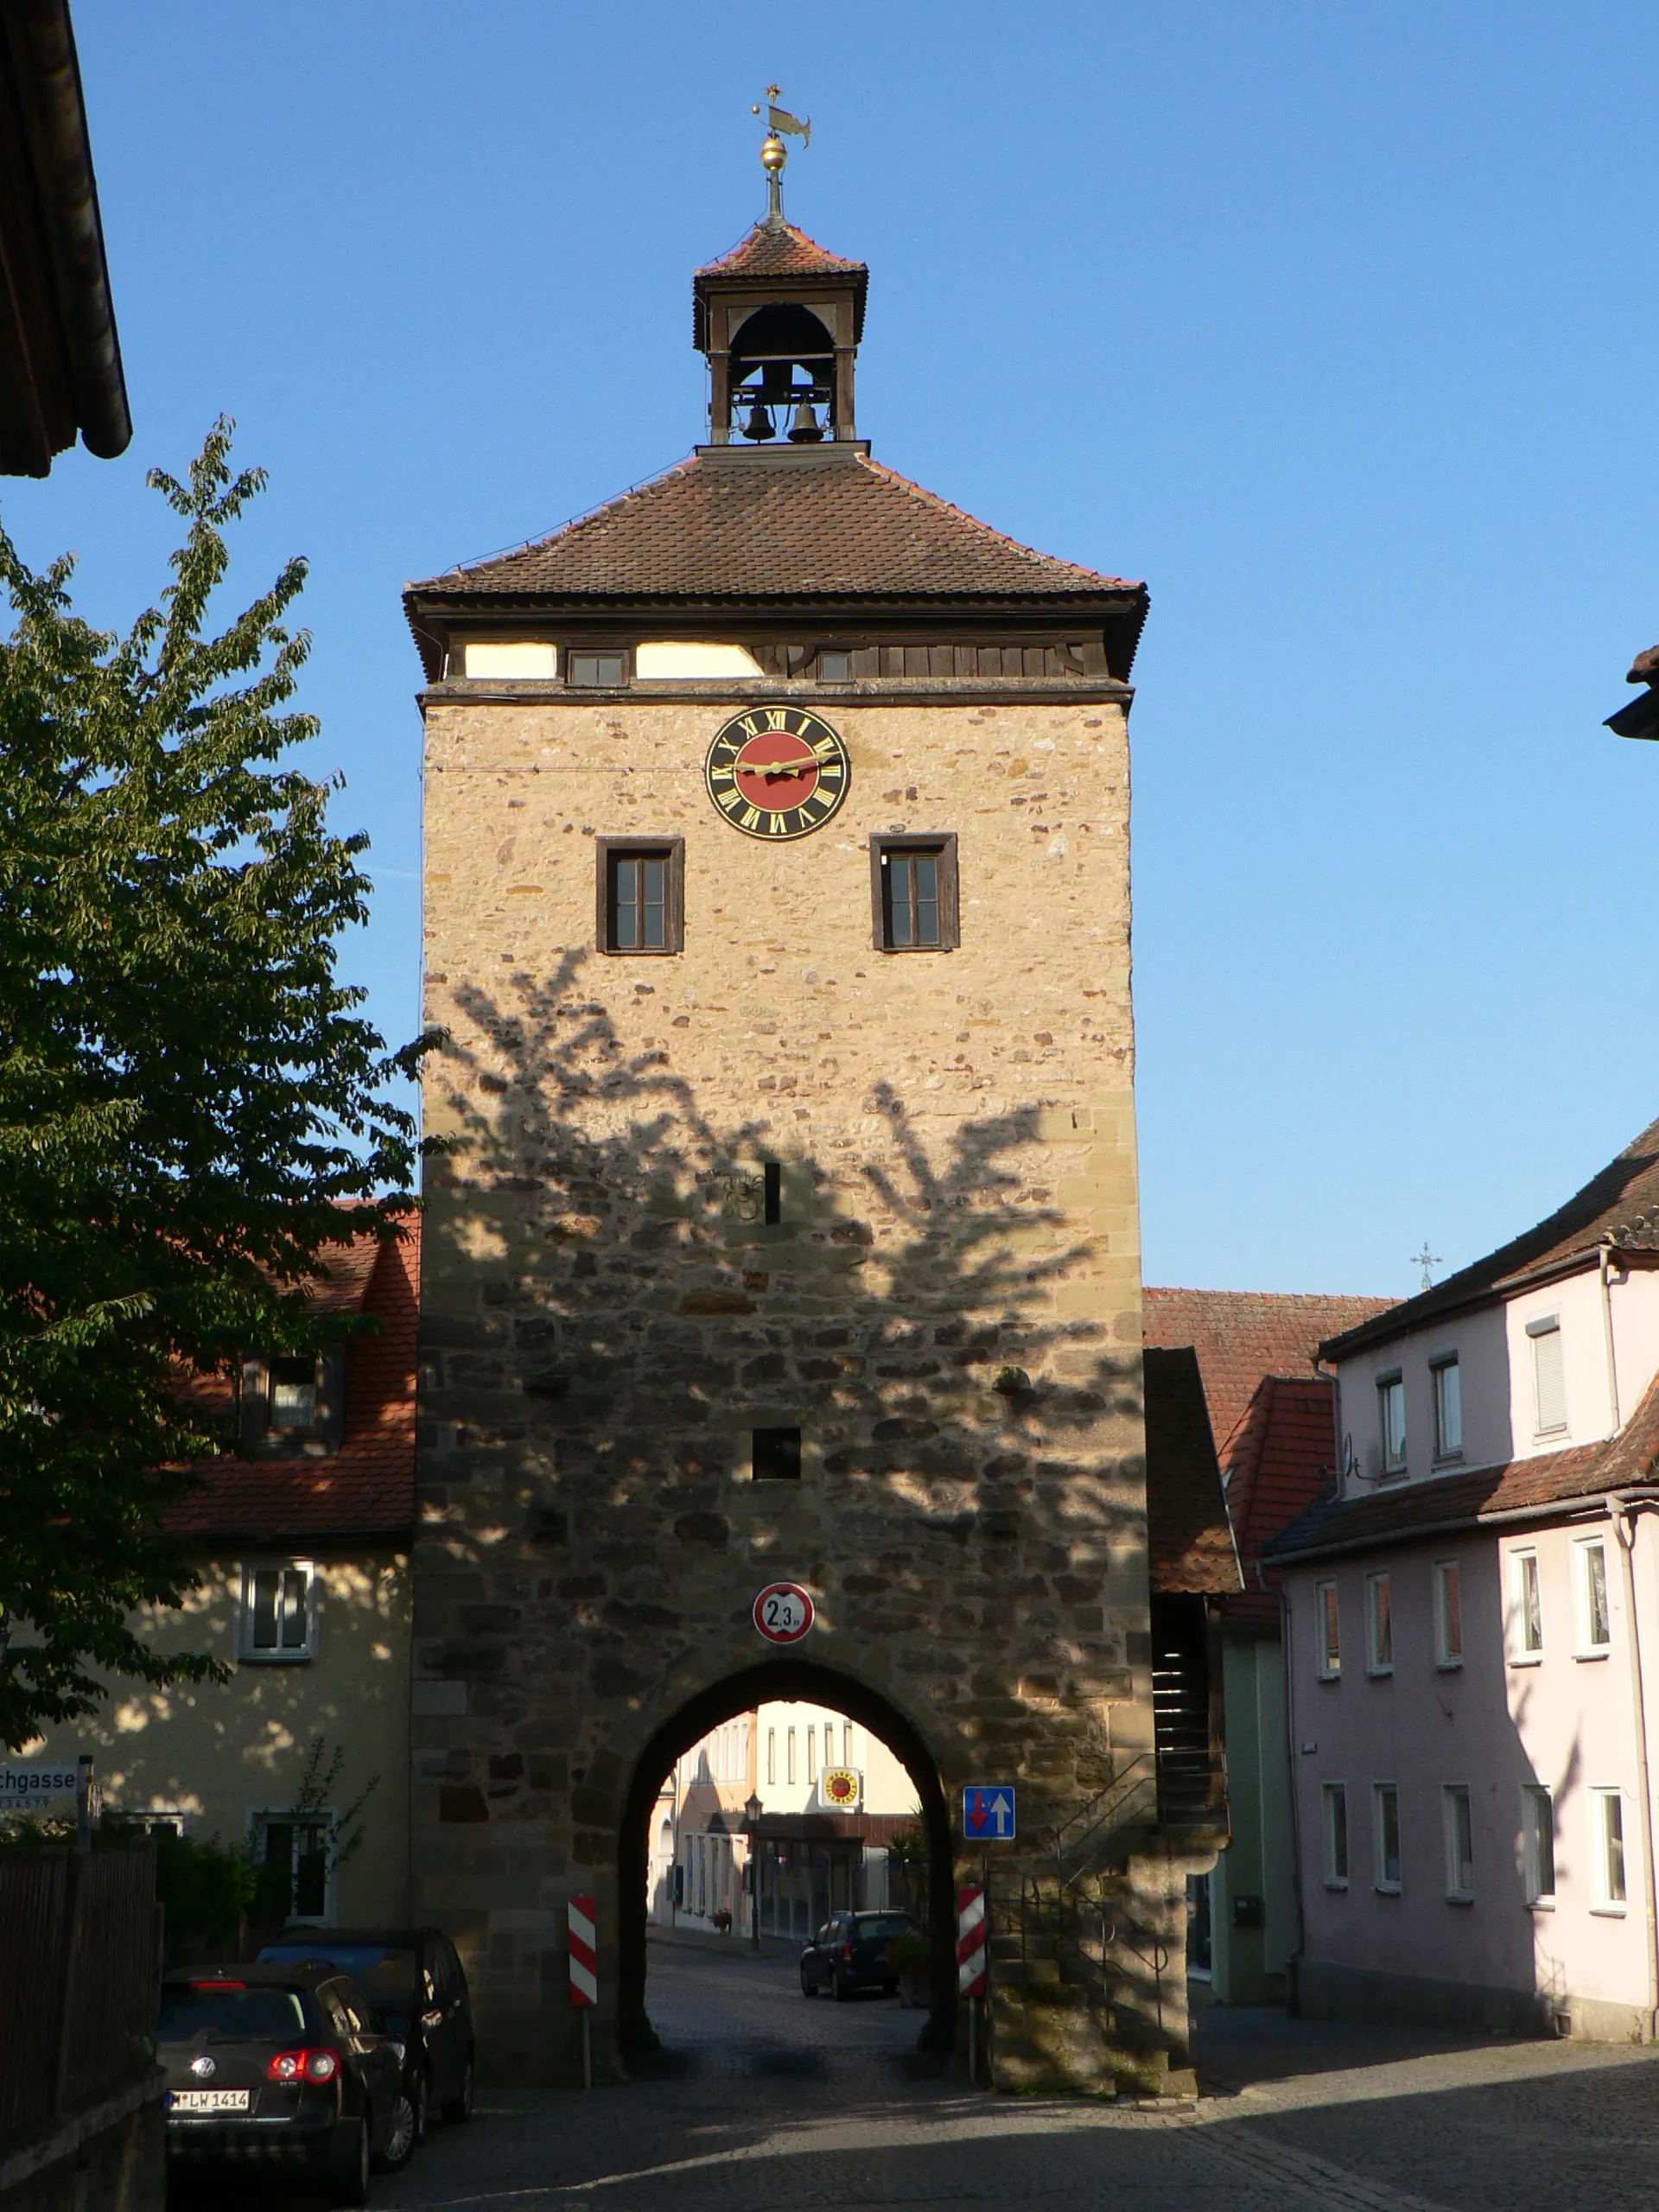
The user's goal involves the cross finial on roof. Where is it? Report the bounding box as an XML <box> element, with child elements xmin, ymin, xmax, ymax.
<box><xmin>751</xmin><ymin>86</ymin><xmax>810</xmax><ymax>226</ymax></box>
<box><xmin>1411</xmin><ymin>1242</ymin><xmax>1442</xmax><ymax>1291</ymax></box>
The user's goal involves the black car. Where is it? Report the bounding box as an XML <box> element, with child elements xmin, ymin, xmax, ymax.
<box><xmin>799</xmin><ymin>1910</ymin><xmax>914</xmax><ymax>1999</ymax></box>
<box><xmin>257</xmin><ymin>1925</ymin><xmax>475</xmax><ymax>2146</ymax></box>
<box><xmin>158</xmin><ymin>1962</ymin><xmax>404</xmax><ymax>2203</ymax></box>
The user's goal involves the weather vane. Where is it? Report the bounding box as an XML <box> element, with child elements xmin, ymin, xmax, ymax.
<box><xmin>1411</xmin><ymin>1242</ymin><xmax>1442</xmax><ymax>1291</ymax></box>
<box><xmin>752</xmin><ymin>85</ymin><xmax>810</xmax><ymax>224</ymax></box>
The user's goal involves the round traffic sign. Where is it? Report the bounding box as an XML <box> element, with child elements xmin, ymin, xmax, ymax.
<box><xmin>753</xmin><ymin>1582</ymin><xmax>815</xmax><ymax>1643</ymax></box>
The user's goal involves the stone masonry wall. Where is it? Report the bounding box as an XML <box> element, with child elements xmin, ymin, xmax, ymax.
<box><xmin>414</xmin><ymin>685</ymin><xmax>1153</xmax><ymax>2083</ymax></box>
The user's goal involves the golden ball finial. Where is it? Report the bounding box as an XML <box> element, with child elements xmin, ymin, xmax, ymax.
<box><xmin>760</xmin><ymin>130</ymin><xmax>786</xmax><ymax>174</ymax></box>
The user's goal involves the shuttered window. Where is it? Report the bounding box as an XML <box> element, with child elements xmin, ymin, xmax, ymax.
<box><xmin>1528</xmin><ymin>1316</ymin><xmax>1567</xmax><ymax>1433</ymax></box>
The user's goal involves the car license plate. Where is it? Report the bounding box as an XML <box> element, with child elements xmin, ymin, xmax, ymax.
<box><xmin>169</xmin><ymin>2088</ymin><xmax>251</xmax><ymax>2113</ymax></box>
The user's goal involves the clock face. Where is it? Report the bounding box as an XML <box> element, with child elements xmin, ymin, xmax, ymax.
<box><xmin>704</xmin><ymin>706</ymin><xmax>849</xmax><ymax>839</ymax></box>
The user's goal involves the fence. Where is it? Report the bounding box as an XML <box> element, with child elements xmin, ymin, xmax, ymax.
<box><xmin>0</xmin><ymin>1841</ymin><xmax>158</xmax><ymax>2141</ymax></box>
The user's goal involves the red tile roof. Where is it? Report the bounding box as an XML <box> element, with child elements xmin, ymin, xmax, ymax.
<box><xmin>1142</xmin><ymin>1288</ymin><xmax>1395</xmax><ymax>1463</ymax></box>
<box><xmin>407</xmin><ymin>449</ymin><xmax>1143</xmax><ymax>608</ymax></box>
<box><xmin>1144</xmin><ymin>1347</ymin><xmax>1243</xmax><ymax>1595</ymax></box>
<box><xmin>1323</xmin><ymin>1113</ymin><xmax>1659</xmax><ymax>1360</ymax></box>
<box><xmin>1221</xmin><ymin>1377</ymin><xmax>1338</xmax><ymax>1626</ymax></box>
<box><xmin>694</xmin><ymin>219</ymin><xmax>866</xmax><ymax>281</ymax></box>
<box><xmin>1267</xmin><ymin>1367</ymin><xmax>1659</xmax><ymax>1562</ymax></box>
<box><xmin>164</xmin><ymin>1225</ymin><xmax>416</xmax><ymax>1544</ymax></box>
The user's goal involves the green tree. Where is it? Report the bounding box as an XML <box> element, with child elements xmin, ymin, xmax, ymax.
<box><xmin>0</xmin><ymin>419</ymin><xmax>426</xmax><ymax>1751</ymax></box>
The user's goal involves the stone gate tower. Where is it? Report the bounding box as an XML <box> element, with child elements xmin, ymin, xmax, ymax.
<box><xmin>406</xmin><ymin>137</ymin><xmax>1203</xmax><ymax>2092</ymax></box>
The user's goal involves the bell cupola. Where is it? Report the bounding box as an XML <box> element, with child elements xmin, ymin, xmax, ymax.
<box><xmin>693</xmin><ymin>92</ymin><xmax>868</xmax><ymax>448</ymax></box>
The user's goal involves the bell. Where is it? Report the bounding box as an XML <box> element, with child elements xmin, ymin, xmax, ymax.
<box><xmin>787</xmin><ymin>400</ymin><xmax>823</xmax><ymax>443</ymax></box>
<box><xmin>741</xmin><ymin>399</ymin><xmax>775</xmax><ymax>442</ymax></box>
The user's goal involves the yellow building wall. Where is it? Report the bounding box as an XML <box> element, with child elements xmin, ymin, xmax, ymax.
<box><xmin>23</xmin><ymin>1546</ymin><xmax>410</xmax><ymax>1928</ymax></box>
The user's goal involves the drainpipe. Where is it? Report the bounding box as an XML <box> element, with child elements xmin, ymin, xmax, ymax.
<box><xmin>1599</xmin><ymin>1242</ymin><xmax>1622</xmax><ymax>1439</ymax></box>
<box><xmin>1608</xmin><ymin>1493</ymin><xmax>1658</xmax><ymax>2039</ymax></box>
<box><xmin>1279</xmin><ymin>1580</ymin><xmax>1306</xmax><ymax>2013</ymax></box>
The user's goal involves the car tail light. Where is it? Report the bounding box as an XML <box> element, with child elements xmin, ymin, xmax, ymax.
<box><xmin>265</xmin><ymin>2048</ymin><xmax>339</xmax><ymax>2082</ymax></box>
<box><xmin>841</xmin><ymin>1936</ymin><xmax>852</xmax><ymax>1961</ymax></box>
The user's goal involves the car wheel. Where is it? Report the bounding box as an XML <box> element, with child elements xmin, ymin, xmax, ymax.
<box><xmin>442</xmin><ymin>2054</ymin><xmax>474</xmax><ymax>2124</ymax></box>
<box><xmin>376</xmin><ymin>2082</ymin><xmax>421</xmax><ymax>2172</ymax></box>
<box><xmin>332</xmin><ymin>2115</ymin><xmax>372</xmax><ymax>2207</ymax></box>
<box><xmin>800</xmin><ymin>1962</ymin><xmax>817</xmax><ymax>1997</ymax></box>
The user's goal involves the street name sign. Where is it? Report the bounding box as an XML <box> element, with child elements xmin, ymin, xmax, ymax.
<box><xmin>963</xmin><ymin>1784</ymin><xmax>1016</xmax><ymax>1840</ymax></box>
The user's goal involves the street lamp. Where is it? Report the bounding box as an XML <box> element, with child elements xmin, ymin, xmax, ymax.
<box><xmin>743</xmin><ymin>1792</ymin><xmax>763</xmax><ymax>1952</ymax></box>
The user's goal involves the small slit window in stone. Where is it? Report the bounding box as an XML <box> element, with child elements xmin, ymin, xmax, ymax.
<box><xmin>596</xmin><ymin>838</ymin><xmax>683</xmax><ymax>955</ymax></box>
<box><xmin>870</xmin><ymin>834</ymin><xmax>959</xmax><ymax>951</ymax></box>
<box><xmin>567</xmin><ymin>650</ymin><xmax>626</xmax><ymax>687</ymax></box>
<box><xmin>763</xmin><ymin>1162</ymin><xmax>782</xmax><ymax>1224</ymax></box>
<box><xmin>752</xmin><ymin>1427</ymin><xmax>802</xmax><ymax>1481</ymax></box>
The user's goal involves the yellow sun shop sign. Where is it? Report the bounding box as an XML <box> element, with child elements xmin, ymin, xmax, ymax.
<box><xmin>822</xmin><ymin>1767</ymin><xmax>861</xmax><ymax>1809</ymax></box>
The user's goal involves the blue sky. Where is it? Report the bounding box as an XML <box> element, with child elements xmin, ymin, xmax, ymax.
<box><xmin>11</xmin><ymin>2</ymin><xmax>1659</xmax><ymax>1300</ymax></box>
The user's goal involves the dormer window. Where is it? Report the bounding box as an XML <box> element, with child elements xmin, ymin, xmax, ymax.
<box><xmin>268</xmin><ymin>1357</ymin><xmax>321</xmax><ymax>1436</ymax></box>
<box><xmin>240</xmin><ymin>1346</ymin><xmax>346</xmax><ymax>1459</ymax></box>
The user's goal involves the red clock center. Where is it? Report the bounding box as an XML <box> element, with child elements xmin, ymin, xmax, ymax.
<box><xmin>734</xmin><ymin>734</ymin><xmax>818</xmax><ymax>810</ymax></box>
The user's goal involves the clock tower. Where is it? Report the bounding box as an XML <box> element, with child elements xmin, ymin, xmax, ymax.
<box><xmin>405</xmin><ymin>125</ymin><xmax>1212</xmax><ymax>2094</ymax></box>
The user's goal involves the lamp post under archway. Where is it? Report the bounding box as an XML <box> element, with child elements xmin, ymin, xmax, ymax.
<box><xmin>743</xmin><ymin>1792</ymin><xmax>763</xmax><ymax>1952</ymax></box>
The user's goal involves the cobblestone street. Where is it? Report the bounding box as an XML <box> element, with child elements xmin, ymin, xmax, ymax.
<box><xmin>341</xmin><ymin>1937</ymin><xmax>1659</xmax><ymax>2212</ymax></box>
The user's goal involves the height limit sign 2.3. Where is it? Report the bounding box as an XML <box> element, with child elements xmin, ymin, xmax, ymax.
<box><xmin>963</xmin><ymin>1785</ymin><xmax>1016</xmax><ymax>1840</ymax></box>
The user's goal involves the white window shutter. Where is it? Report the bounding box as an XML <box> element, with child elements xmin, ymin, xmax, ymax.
<box><xmin>1533</xmin><ymin>1327</ymin><xmax>1566</xmax><ymax>1432</ymax></box>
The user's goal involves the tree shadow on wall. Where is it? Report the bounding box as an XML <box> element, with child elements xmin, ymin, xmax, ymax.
<box><xmin>418</xmin><ymin>947</ymin><xmax>1153</xmax><ymax>2053</ymax></box>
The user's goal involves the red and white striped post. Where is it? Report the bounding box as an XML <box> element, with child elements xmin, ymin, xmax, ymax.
<box><xmin>958</xmin><ymin>1883</ymin><xmax>986</xmax><ymax>2086</ymax></box>
<box><xmin>568</xmin><ymin>1894</ymin><xmax>597</xmax><ymax>2088</ymax></box>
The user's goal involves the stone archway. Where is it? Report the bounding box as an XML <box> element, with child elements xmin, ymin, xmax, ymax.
<box><xmin>618</xmin><ymin>1656</ymin><xmax>957</xmax><ymax>2060</ymax></box>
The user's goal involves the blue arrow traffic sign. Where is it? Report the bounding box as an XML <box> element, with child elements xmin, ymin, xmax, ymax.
<box><xmin>963</xmin><ymin>1784</ymin><xmax>1016</xmax><ymax>1840</ymax></box>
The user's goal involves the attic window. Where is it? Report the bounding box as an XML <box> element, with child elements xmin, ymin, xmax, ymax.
<box><xmin>818</xmin><ymin>649</ymin><xmax>851</xmax><ymax>681</ymax></box>
<box><xmin>268</xmin><ymin>1357</ymin><xmax>321</xmax><ymax>1436</ymax></box>
<box><xmin>568</xmin><ymin>651</ymin><xmax>626</xmax><ymax>687</ymax></box>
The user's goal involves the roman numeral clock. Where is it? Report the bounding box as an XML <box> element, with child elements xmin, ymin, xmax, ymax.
<box><xmin>703</xmin><ymin>705</ymin><xmax>849</xmax><ymax>837</ymax></box>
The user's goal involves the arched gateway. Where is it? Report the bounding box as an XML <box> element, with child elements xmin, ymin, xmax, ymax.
<box><xmin>404</xmin><ymin>129</ymin><xmax>1227</xmax><ymax>2094</ymax></box>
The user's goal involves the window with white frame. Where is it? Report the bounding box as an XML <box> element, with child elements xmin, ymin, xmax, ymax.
<box><xmin>786</xmin><ymin>1728</ymin><xmax>797</xmax><ymax>1784</ymax></box>
<box><xmin>1522</xmin><ymin>1785</ymin><xmax>1555</xmax><ymax>1906</ymax></box>
<box><xmin>1442</xmin><ymin>1784</ymin><xmax>1474</xmax><ymax>1901</ymax></box>
<box><xmin>1575</xmin><ymin>1538</ymin><xmax>1611</xmax><ymax>1656</ymax></box>
<box><xmin>250</xmin><ymin>1808</ymin><xmax>334</xmax><ymax>1924</ymax></box>
<box><xmin>1431</xmin><ymin>1356</ymin><xmax>1462</xmax><ymax>1461</ymax></box>
<box><xmin>1509</xmin><ymin>1548</ymin><xmax>1543</xmax><ymax>1661</ymax></box>
<box><xmin>1377</xmin><ymin>1372</ymin><xmax>1407</xmax><ymax>1477</ymax></box>
<box><xmin>1316</xmin><ymin>1580</ymin><xmax>1341</xmax><ymax>1679</ymax></box>
<box><xmin>1373</xmin><ymin>1783</ymin><xmax>1402</xmax><ymax>1891</ymax></box>
<box><xmin>1593</xmin><ymin>1789</ymin><xmax>1628</xmax><ymax>1910</ymax></box>
<box><xmin>239</xmin><ymin>1563</ymin><xmax>315</xmax><ymax>1662</ymax></box>
<box><xmin>1528</xmin><ymin>1315</ymin><xmax>1567</xmax><ymax>1435</ymax></box>
<box><xmin>766</xmin><ymin>1729</ymin><xmax>776</xmax><ymax>1785</ymax></box>
<box><xmin>1365</xmin><ymin>1572</ymin><xmax>1393</xmax><ymax>1675</ymax></box>
<box><xmin>1433</xmin><ymin>1560</ymin><xmax>1463</xmax><ymax>1668</ymax></box>
<box><xmin>1322</xmin><ymin>1783</ymin><xmax>1349</xmax><ymax>1887</ymax></box>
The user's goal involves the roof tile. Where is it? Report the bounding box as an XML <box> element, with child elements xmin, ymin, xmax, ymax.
<box><xmin>164</xmin><ymin>1225</ymin><xmax>416</xmax><ymax>1544</ymax></box>
<box><xmin>1145</xmin><ymin>1346</ymin><xmax>1242</xmax><ymax>1595</ymax></box>
<box><xmin>1142</xmin><ymin>1287</ymin><xmax>1395</xmax><ymax>1462</ymax></box>
<box><xmin>409</xmin><ymin>450</ymin><xmax>1140</xmax><ymax>607</ymax></box>
<box><xmin>694</xmin><ymin>219</ymin><xmax>866</xmax><ymax>281</ymax></box>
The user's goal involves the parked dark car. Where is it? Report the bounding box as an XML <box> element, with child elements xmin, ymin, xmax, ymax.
<box><xmin>799</xmin><ymin>1910</ymin><xmax>914</xmax><ymax>1999</ymax></box>
<box><xmin>257</xmin><ymin>1925</ymin><xmax>475</xmax><ymax>2145</ymax></box>
<box><xmin>157</xmin><ymin>1961</ymin><xmax>404</xmax><ymax>2202</ymax></box>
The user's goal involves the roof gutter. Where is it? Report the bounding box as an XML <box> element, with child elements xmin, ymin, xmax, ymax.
<box><xmin>1320</xmin><ymin>1245</ymin><xmax>1628</xmax><ymax>1364</ymax></box>
<box><xmin>1268</xmin><ymin>1484</ymin><xmax>1659</xmax><ymax>1568</ymax></box>
<box><xmin>3</xmin><ymin>0</ymin><xmax>130</xmax><ymax>458</ymax></box>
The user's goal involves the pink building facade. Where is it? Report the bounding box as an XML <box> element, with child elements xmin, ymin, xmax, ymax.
<box><xmin>1274</xmin><ymin>1117</ymin><xmax>1659</xmax><ymax>2040</ymax></box>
